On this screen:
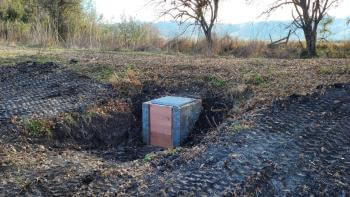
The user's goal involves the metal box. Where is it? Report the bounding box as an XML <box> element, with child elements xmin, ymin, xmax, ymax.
<box><xmin>142</xmin><ymin>96</ymin><xmax>202</xmax><ymax>148</ymax></box>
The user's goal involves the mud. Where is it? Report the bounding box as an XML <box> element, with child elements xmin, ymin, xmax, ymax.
<box><xmin>0</xmin><ymin>61</ymin><xmax>112</xmax><ymax>122</ymax></box>
<box><xmin>1</xmin><ymin>83</ymin><xmax>347</xmax><ymax>196</ymax></box>
<box><xmin>0</xmin><ymin>62</ymin><xmax>139</xmax><ymax>148</ymax></box>
<box><xmin>1</xmin><ymin>61</ymin><xmax>350</xmax><ymax>196</ymax></box>
<box><xmin>137</xmin><ymin>83</ymin><xmax>350</xmax><ymax>196</ymax></box>
<box><xmin>53</xmin><ymin>110</ymin><xmax>134</xmax><ymax>148</ymax></box>
<box><xmin>0</xmin><ymin>61</ymin><xmax>235</xmax><ymax>148</ymax></box>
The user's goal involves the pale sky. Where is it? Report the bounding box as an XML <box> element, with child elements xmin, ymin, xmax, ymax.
<box><xmin>95</xmin><ymin>0</ymin><xmax>350</xmax><ymax>24</ymax></box>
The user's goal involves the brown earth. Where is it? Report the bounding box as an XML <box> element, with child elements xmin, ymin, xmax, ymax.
<box><xmin>0</xmin><ymin>48</ymin><xmax>350</xmax><ymax>196</ymax></box>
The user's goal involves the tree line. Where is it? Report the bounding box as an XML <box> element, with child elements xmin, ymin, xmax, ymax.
<box><xmin>0</xmin><ymin>0</ymin><xmax>348</xmax><ymax>57</ymax></box>
<box><xmin>0</xmin><ymin>0</ymin><xmax>84</xmax><ymax>42</ymax></box>
<box><xmin>0</xmin><ymin>0</ymin><xmax>162</xmax><ymax>49</ymax></box>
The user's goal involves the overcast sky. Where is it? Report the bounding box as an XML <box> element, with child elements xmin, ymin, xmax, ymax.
<box><xmin>95</xmin><ymin>0</ymin><xmax>350</xmax><ymax>24</ymax></box>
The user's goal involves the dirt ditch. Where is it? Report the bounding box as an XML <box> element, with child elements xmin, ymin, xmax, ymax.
<box><xmin>1</xmin><ymin>58</ymin><xmax>350</xmax><ymax>196</ymax></box>
<box><xmin>51</xmin><ymin>79</ymin><xmax>249</xmax><ymax>149</ymax></box>
<box><xmin>1</xmin><ymin>61</ymin><xmax>249</xmax><ymax>151</ymax></box>
<box><xmin>3</xmin><ymin>82</ymin><xmax>347</xmax><ymax>196</ymax></box>
<box><xmin>112</xmin><ymin>78</ymin><xmax>253</xmax><ymax>147</ymax></box>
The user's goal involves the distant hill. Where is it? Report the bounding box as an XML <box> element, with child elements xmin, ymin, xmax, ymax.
<box><xmin>154</xmin><ymin>18</ymin><xmax>350</xmax><ymax>41</ymax></box>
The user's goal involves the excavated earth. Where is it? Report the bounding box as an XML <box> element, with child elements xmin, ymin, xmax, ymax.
<box><xmin>0</xmin><ymin>61</ymin><xmax>350</xmax><ymax>196</ymax></box>
<box><xmin>0</xmin><ymin>61</ymin><xmax>140</xmax><ymax>147</ymax></box>
<box><xmin>0</xmin><ymin>61</ymin><xmax>112</xmax><ymax>122</ymax></box>
<box><xmin>138</xmin><ymin>84</ymin><xmax>350</xmax><ymax>196</ymax></box>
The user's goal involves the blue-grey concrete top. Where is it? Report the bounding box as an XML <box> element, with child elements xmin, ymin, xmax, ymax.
<box><xmin>151</xmin><ymin>96</ymin><xmax>195</xmax><ymax>107</ymax></box>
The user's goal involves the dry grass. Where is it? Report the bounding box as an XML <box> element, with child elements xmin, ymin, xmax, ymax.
<box><xmin>2</xmin><ymin>19</ymin><xmax>349</xmax><ymax>59</ymax></box>
<box><xmin>0</xmin><ymin>19</ymin><xmax>164</xmax><ymax>50</ymax></box>
<box><xmin>162</xmin><ymin>36</ymin><xmax>350</xmax><ymax>58</ymax></box>
<box><xmin>1</xmin><ymin>46</ymin><xmax>348</xmax><ymax>115</ymax></box>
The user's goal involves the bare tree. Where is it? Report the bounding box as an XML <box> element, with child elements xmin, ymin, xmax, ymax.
<box><xmin>263</xmin><ymin>0</ymin><xmax>340</xmax><ymax>57</ymax></box>
<box><xmin>151</xmin><ymin>0</ymin><xmax>220</xmax><ymax>54</ymax></box>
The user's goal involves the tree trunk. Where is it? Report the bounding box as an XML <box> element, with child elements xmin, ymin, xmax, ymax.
<box><xmin>57</xmin><ymin>0</ymin><xmax>67</xmax><ymax>42</ymax></box>
<box><xmin>204</xmin><ymin>29</ymin><xmax>213</xmax><ymax>56</ymax></box>
<box><xmin>304</xmin><ymin>26</ymin><xmax>317</xmax><ymax>57</ymax></box>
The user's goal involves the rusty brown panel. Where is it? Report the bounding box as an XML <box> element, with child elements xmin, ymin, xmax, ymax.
<box><xmin>150</xmin><ymin>104</ymin><xmax>172</xmax><ymax>148</ymax></box>
<box><xmin>150</xmin><ymin>133</ymin><xmax>172</xmax><ymax>148</ymax></box>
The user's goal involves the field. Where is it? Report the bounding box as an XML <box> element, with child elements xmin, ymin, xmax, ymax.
<box><xmin>1</xmin><ymin>46</ymin><xmax>350</xmax><ymax>195</ymax></box>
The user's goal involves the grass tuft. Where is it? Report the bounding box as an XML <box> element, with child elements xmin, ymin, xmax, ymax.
<box><xmin>230</xmin><ymin>123</ymin><xmax>250</xmax><ymax>132</ymax></box>
<box><xmin>94</xmin><ymin>66</ymin><xmax>116</xmax><ymax>82</ymax></box>
<box><xmin>205</xmin><ymin>76</ymin><xmax>228</xmax><ymax>88</ymax></box>
<box><xmin>144</xmin><ymin>153</ymin><xmax>156</xmax><ymax>162</ymax></box>
<box><xmin>244</xmin><ymin>73</ymin><xmax>267</xmax><ymax>85</ymax></box>
<box><xmin>23</xmin><ymin>119</ymin><xmax>52</xmax><ymax>137</ymax></box>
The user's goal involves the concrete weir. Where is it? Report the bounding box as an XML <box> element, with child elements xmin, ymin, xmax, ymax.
<box><xmin>142</xmin><ymin>96</ymin><xmax>202</xmax><ymax>148</ymax></box>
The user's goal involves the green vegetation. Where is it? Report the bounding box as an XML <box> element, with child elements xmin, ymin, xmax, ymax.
<box><xmin>0</xmin><ymin>0</ymin><xmax>162</xmax><ymax>49</ymax></box>
<box><xmin>0</xmin><ymin>0</ymin><xmax>85</xmax><ymax>44</ymax></box>
<box><xmin>62</xmin><ymin>113</ymin><xmax>77</xmax><ymax>126</ymax></box>
<box><xmin>244</xmin><ymin>73</ymin><xmax>267</xmax><ymax>86</ymax></box>
<box><xmin>230</xmin><ymin>123</ymin><xmax>250</xmax><ymax>132</ymax></box>
<box><xmin>319</xmin><ymin>66</ymin><xmax>334</xmax><ymax>75</ymax></box>
<box><xmin>117</xmin><ymin>64</ymin><xmax>137</xmax><ymax>78</ymax></box>
<box><xmin>87</xmin><ymin>63</ymin><xmax>140</xmax><ymax>83</ymax></box>
<box><xmin>23</xmin><ymin>119</ymin><xmax>52</xmax><ymax>137</ymax></box>
<box><xmin>93</xmin><ymin>66</ymin><xmax>116</xmax><ymax>82</ymax></box>
<box><xmin>82</xmin><ymin>110</ymin><xmax>100</xmax><ymax>124</ymax></box>
<box><xmin>205</xmin><ymin>76</ymin><xmax>228</xmax><ymax>88</ymax></box>
<box><xmin>144</xmin><ymin>153</ymin><xmax>156</xmax><ymax>162</ymax></box>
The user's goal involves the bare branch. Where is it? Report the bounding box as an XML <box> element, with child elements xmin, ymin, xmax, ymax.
<box><xmin>151</xmin><ymin>0</ymin><xmax>220</xmax><ymax>54</ymax></box>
